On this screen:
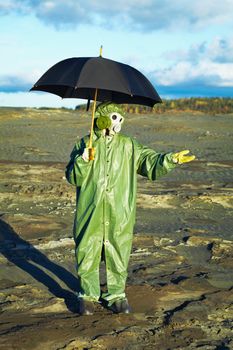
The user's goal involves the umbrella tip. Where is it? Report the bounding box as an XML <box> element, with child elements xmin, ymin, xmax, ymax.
<box><xmin>99</xmin><ymin>45</ymin><xmax>103</xmax><ymax>57</ymax></box>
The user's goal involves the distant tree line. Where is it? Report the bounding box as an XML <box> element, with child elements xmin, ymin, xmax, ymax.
<box><xmin>76</xmin><ymin>97</ymin><xmax>233</xmax><ymax>115</ymax></box>
<box><xmin>152</xmin><ymin>97</ymin><xmax>233</xmax><ymax>115</ymax></box>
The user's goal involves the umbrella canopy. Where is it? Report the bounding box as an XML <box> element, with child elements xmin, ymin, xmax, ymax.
<box><xmin>30</xmin><ymin>56</ymin><xmax>162</xmax><ymax>107</ymax></box>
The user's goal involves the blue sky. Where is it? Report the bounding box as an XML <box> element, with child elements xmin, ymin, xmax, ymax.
<box><xmin>0</xmin><ymin>0</ymin><xmax>233</xmax><ymax>107</ymax></box>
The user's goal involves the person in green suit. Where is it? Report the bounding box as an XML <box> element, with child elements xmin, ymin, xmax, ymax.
<box><xmin>65</xmin><ymin>102</ymin><xmax>195</xmax><ymax>315</ymax></box>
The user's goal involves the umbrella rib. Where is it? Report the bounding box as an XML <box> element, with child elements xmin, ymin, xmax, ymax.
<box><xmin>117</xmin><ymin>64</ymin><xmax>133</xmax><ymax>96</ymax></box>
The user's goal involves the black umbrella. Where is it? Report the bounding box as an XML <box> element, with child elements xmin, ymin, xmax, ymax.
<box><xmin>30</xmin><ymin>48</ymin><xmax>162</xmax><ymax>159</ymax></box>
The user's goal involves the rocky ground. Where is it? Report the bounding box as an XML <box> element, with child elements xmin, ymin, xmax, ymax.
<box><xmin>0</xmin><ymin>108</ymin><xmax>233</xmax><ymax>349</ymax></box>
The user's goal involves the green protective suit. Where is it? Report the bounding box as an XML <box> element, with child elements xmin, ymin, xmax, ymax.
<box><xmin>65</xmin><ymin>103</ymin><xmax>176</xmax><ymax>305</ymax></box>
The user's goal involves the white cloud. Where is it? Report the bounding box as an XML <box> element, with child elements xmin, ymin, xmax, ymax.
<box><xmin>152</xmin><ymin>37</ymin><xmax>233</xmax><ymax>88</ymax></box>
<box><xmin>1</xmin><ymin>0</ymin><xmax>233</xmax><ymax>31</ymax></box>
<box><xmin>0</xmin><ymin>0</ymin><xmax>30</xmax><ymax>14</ymax></box>
<box><xmin>164</xmin><ymin>37</ymin><xmax>233</xmax><ymax>64</ymax></box>
<box><xmin>200</xmin><ymin>37</ymin><xmax>233</xmax><ymax>63</ymax></box>
<box><xmin>0</xmin><ymin>70</ymin><xmax>43</xmax><ymax>92</ymax></box>
<box><xmin>0</xmin><ymin>0</ymin><xmax>19</xmax><ymax>12</ymax></box>
<box><xmin>152</xmin><ymin>59</ymin><xmax>233</xmax><ymax>87</ymax></box>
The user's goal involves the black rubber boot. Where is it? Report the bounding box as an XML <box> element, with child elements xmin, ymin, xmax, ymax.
<box><xmin>109</xmin><ymin>299</ymin><xmax>132</xmax><ymax>314</ymax></box>
<box><xmin>77</xmin><ymin>298</ymin><xmax>95</xmax><ymax>315</ymax></box>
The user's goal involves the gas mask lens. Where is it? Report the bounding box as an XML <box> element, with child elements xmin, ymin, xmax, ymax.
<box><xmin>109</xmin><ymin>112</ymin><xmax>124</xmax><ymax>134</ymax></box>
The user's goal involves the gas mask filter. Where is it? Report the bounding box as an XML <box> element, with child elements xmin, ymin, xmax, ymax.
<box><xmin>96</xmin><ymin>115</ymin><xmax>111</xmax><ymax>130</ymax></box>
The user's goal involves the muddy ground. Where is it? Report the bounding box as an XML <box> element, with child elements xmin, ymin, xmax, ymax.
<box><xmin>0</xmin><ymin>108</ymin><xmax>233</xmax><ymax>350</ymax></box>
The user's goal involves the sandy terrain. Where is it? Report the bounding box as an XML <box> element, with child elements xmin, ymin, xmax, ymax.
<box><xmin>0</xmin><ymin>107</ymin><xmax>233</xmax><ymax>349</ymax></box>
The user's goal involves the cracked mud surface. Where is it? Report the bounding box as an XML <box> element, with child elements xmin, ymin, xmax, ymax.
<box><xmin>0</xmin><ymin>109</ymin><xmax>233</xmax><ymax>349</ymax></box>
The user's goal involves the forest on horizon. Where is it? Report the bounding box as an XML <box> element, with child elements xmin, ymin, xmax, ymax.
<box><xmin>75</xmin><ymin>97</ymin><xmax>233</xmax><ymax>115</ymax></box>
<box><xmin>1</xmin><ymin>97</ymin><xmax>233</xmax><ymax>115</ymax></box>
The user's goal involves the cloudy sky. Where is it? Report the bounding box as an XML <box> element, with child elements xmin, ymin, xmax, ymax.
<box><xmin>0</xmin><ymin>0</ymin><xmax>233</xmax><ymax>107</ymax></box>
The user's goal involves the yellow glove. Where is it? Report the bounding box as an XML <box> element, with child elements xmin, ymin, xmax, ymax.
<box><xmin>172</xmin><ymin>150</ymin><xmax>195</xmax><ymax>164</ymax></box>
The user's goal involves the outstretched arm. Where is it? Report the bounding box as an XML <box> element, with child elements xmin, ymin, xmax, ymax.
<box><xmin>136</xmin><ymin>141</ymin><xmax>176</xmax><ymax>180</ymax></box>
<box><xmin>135</xmin><ymin>141</ymin><xmax>195</xmax><ymax>181</ymax></box>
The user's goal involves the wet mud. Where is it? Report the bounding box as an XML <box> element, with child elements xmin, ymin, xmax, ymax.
<box><xmin>0</xmin><ymin>108</ymin><xmax>233</xmax><ymax>349</ymax></box>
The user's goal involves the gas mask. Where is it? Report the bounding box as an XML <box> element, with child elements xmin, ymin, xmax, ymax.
<box><xmin>96</xmin><ymin>112</ymin><xmax>124</xmax><ymax>135</ymax></box>
<box><xmin>95</xmin><ymin>102</ymin><xmax>125</xmax><ymax>135</ymax></box>
<box><xmin>109</xmin><ymin>112</ymin><xmax>124</xmax><ymax>134</ymax></box>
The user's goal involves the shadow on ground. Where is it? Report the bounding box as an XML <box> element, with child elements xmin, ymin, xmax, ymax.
<box><xmin>0</xmin><ymin>216</ymin><xmax>79</xmax><ymax>313</ymax></box>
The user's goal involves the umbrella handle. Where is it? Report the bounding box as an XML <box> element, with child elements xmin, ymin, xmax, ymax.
<box><xmin>88</xmin><ymin>88</ymin><xmax>98</xmax><ymax>160</ymax></box>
